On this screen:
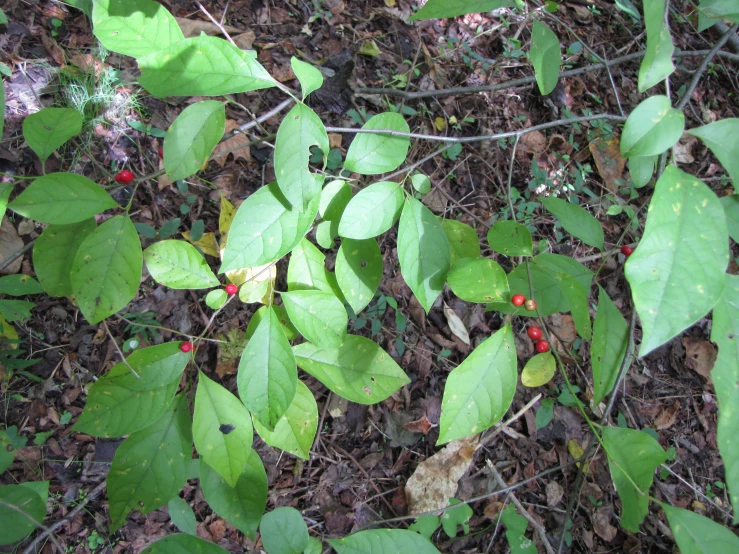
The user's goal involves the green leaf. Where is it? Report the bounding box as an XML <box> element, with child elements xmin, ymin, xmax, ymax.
<box><xmin>280</xmin><ymin>290</ymin><xmax>348</xmax><ymax>348</ymax></box>
<box><xmin>291</xmin><ymin>57</ymin><xmax>323</xmax><ymax>100</ymax></box>
<box><xmin>142</xmin><ymin>534</ymin><xmax>229</xmax><ymax>554</ymax></box>
<box><xmin>336</xmin><ymin>238</ymin><xmax>383</xmax><ymax>313</ymax></box>
<box><xmin>168</xmin><ymin>496</ymin><xmax>197</xmax><ymax>535</ymax></box>
<box><xmin>661</xmin><ymin>503</ymin><xmax>739</xmax><ymax>553</ymax></box>
<box><xmin>539</xmin><ymin>196</ymin><xmax>604</xmax><ymax>251</ymax></box>
<box><xmin>164</xmin><ymin>101</ymin><xmax>225</xmax><ymax>181</ymax></box>
<box><xmin>338</xmin><ymin>181</ymin><xmax>404</xmax><ymax>240</ymax></box>
<box><xmin>107</xmin><ymin>394</ymin><xmax>192</xmax><ymax>532</ymax></box>
<box><xmin>397</xmin><ymin>196</ymin><xmax>451</xmax><ymax>312</ymax></box>
<box><xmin>144</xmin><ymin>240</ymin><xmax>219</xmax><ymax>289</ymax></box>
<box><xmin>447</xmin><ymin>257</ymin><xmax>509</xmax><ymax>304</ymax></box>
<box><xmin>697</xmin><ymin>0</ymin><xmax>739</xmax><ymax>24</ymax></box>
<box><xmin>487</xmin><ymin>220</ymin><xmax>533</xmax><ymax>257</ymax></box>
<box><xmin>0</xmin><ymin>275</ymin><xmax>43</xmax><ymax>296</ymax></box>
<box><xmin>294</xmin><ymin>335</ymin><xmax>410</xmax><ymax>404</ymax></box>
<box><xmin>65</xmin><ymin>0</ymin><xmax>92</xmax><ymax>17</ymax></box>
<box><xmin>0</xmin><ymin>183</ymin><xmax>12</xmax><ymax>223</ymax></box>
<box><xmin>0</xmin><ymin>299</ymin><xmax>33</xmax><ymax>323</ymax></box>
<box><xmin>441</xmin><ymin>218</ymin><xmax>481</xmax><ymax>265</ymax></box>
<box><xmin>628</xmin><ymin>155</ymin><xmax>656</xmax><ymax>188</ymax></box>
<box><xmin>221</xmin><ymin>182</ymin><xmax>319</xmax><ymax>272</ymax></box>
<box><xmin>521</xmin><ymin>352</ymin><xmax>555</xmax><ymax>387</ymax></box>
<box><xmin>260</xmin><ymin>506</ymin><xmax>309</xmax><ymax>554</ymax></box>
<box><xmin>615</xmin><ymin>0</ymin><xmax>640</xmax><ymax>20</ymax></box>
<box><xmin>438</xmin><ymin>324</ymin><xmax>517</xmax><ymax>444</ymax></box>
<box><xmin>411</xmin><ymin>173</ymin><xmax>432</xmax><ymax>194</ymax></box>
<box><xmin>688</xmin><ymin>119</ymin><xmax>739</xmax><ymax>186</ymax></box>
<box><xmin>500</xmin><ymin>504</ymin><xmax>537</xmax><ymax>554</ymax></box>
<box><xmin>591</xmin><ymin>287</ymin><xmax>629</xmax><ymax>405</ymax></box>
<box><xmin>287</xmin><ymin>238</ymin><xmax>332</xmax><ymax>293</ymax></box>
<box><xmin>238</xmin><ymin>306</ymin><xmax>297</xmax><ymax>430</ymax></box>
<box><xmin>329</xmin><ymin>529</ymin><xmax>441</xmax><ymax>553</ymax></box>
<box><xmin>245</xmin><ymin>304</ymin><xmax>298</xmax><ymax>341</ymax></box>
<box><xmin>408</xmin><ymin>515</ymin><xmax>440</xmax><ymax>540</ymax></box>
<box><xmin>92</xmin><ymin>0</ymin><xmax>184</xmax><ymax>59</ymax></box>
<box><xmin>201</xmin><ymin>456</ymin><xmax>267</xmax><ymax>540</ymax></box>
<box><xmin>252</xmin><ymin>380</ymin><xmax>317</xmax><ymax>460</ymax></box>
<box><xmin>638</xmin><ymin>0</ymin><xmax>675</xmax><ymax>92</ymax></box>
<box><xmin>620</xmin><ymin>96</ymin><xmax>684</xmax><ymax>157</ymax></box>
<box><xmin>558</xmin><ymin>272</ymin><xmax>591</xmax><ymax>341</ymax></box>
<box><xmin>601</xmin><ymin>426</ymin><xmax>666</xmax><ymax>532</ymax></box>
<box><xmin>0</xmin><ymin>73</ymin><xmax>4</xmax><ymax>140</ymax></box>
<box><xmin>344</xmin><ymin>112</ymin><xmax>410</xmax><ymax>175</ymax></box>
<box><xmin>22</xmin><ymin>108</ymin><xmax>83</xmax><ymax>162</ymax></box>
<box><xmin>138</xmin><ymin>36</ymin><xmax>276</xmax><ymax>97</ymax></box>
<box><xmin>529</xmin><ymin>20</ymin><xmax>561</xmax><ymax>95</ymax></box>
<box><xmin>710</xmin><ymin>274</ymin><xmax>739</xmax><ymax>522</ymax></box>
<box><xmin>441</xmin><ymin>499</ymin><xmax>473</xmax><ymax>538</ymax></box>
<box><xmin>409</xmin><ymin>0</ymin><xmax>513</xmax><ymax>21</ymax></box>
<box><xmin>274</xmin><ymin>104</ymin><xmax>328</xmax><ymax>210</ymax></box>
<box><xmin>33</xmin><ymin>220</ymin><xmax>96</xmax><ymax>297</ymax></box>
<box><xmin>9</xmin><ymin>172</ymin><xmax>117</xmax><ymax>224</ymax></box>
<box><xmin>70</xmin><ymin>215</ymin><xmax>143</xmax><ymax>324</ymax></box>
<box><xmin>0</xmin><ymin>483</ymin><xmax>47</xmax><ymax>545</ymax></box>
<box><xmin>304</xmin><ymin>537</ymin><xmax>322</xmax><ymax>554</ymax></box>
<box><xmin>0</xmin><ymin>9</ymin><xmax>6</xmax><ymax>26</ymax></box>
<box><xmin>193</xmin><ymin>372</ymin><xmax>254</xmax><ymax>487</ymax></box>
<box><xmin>206</xmin><ymin>289</ymin><xmax>227</xmax><ymax>309</ymax></box>
<box><xmin>73</xmin><ymin>343</ymin><xmax>189</xmax><ymax>437</ymax></box>
<box><xmin>319</xmin><ymin>179</ymin><xmax>353</xmax><ymax>220</ymax></box>
<box><xmin>625</xmin><ymin>166</ymin><xmax>728</xmax><ymax>356</ymax></box>
<box><xmin>0</xmin><ymin>429</ymin><xmax>14</xmax><ymax>473</ymax></box>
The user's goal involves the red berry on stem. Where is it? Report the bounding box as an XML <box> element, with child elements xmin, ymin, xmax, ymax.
<box><xmin>512</xmin><ymin>294</ymin><xmax>526</xmax><ymax>307</ymax></box>
<box><xmin>225</xmin><ymin>284</ymin><xmax>238</xmax><ymax>295</ymax></box>
<box><xmin>524</xmin><ymin>299</ymin><xmax>537</xmax><ymax>311</ymax></box>
<box><xmin>115</xmin><ymin>170</ymin><xmax>134</xmax><ymax>184</ymax></box>
<box><xmin>621</xmin><ymin>245</ymin><xmax>633</xmax><ymax>257</ymax></box>
<box><xmin>180</xmin><ymin>341</ymin><xmax>193</xmax><ymax>353</ymax></box>
<box><xmin>528</xmin><ymin>326</ymin><xmax>543</xmax><ymax>340</ymax></box>
<box><xmin>536</xmin><ymin>340</ymin><xmax>550</xmax><ymax>353</ymax></box>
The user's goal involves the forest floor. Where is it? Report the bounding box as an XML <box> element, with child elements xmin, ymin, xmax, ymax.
<box><xmin>1</xmin><ymin>0</ymin><xmax>738</xmax><ymax>553</ymax></box>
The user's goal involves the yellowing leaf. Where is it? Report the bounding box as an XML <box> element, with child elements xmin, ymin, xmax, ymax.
<box><xmin>359</xmin><ymin>40</ymin><xmax>381</xmax><ymax>57</ymax></box>
<box><xmin>219</xmin><ymin>195</ymin><xmax>237</xmax><ymax>241</ymax></box>
<box><xmin>0</xmin><ymin>314</ymin><xmax>18</xmax><ymax>341</ymax></box>
<box><xmin>228</xmin><ymin>263</ymin><xmax>277</xmax><ymax>305</ymax></box>
<box><xmin>521</xmin><ymin>352</ymin><xmax>555</xmax><ymax>387</ymax></box>
<box><xmin>568</xmin><ymin>439</ymin><xmax>585</xmax><ymax>468</ymax></box>
<box><xmin>434</xmin><ymin>117</ymin><xmax>447</xmax><ymax>131</ymax></box>
<box><xmin>181</xmin><ymin>231</ymin><xmax>220</xmax><ymax>258</ymax></box>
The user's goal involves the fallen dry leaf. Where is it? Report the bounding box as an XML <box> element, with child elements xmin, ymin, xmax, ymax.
<box><xmin>674</xmin><ymin>135</ymin><xmax>697</xmax><ymax>164</ymax></box>
<box><xmin>592</xmin><ymin>504</ymin><xmax>617</xmax><ymax>542</ymax></box>
<box><xmin>683</xmin><ymin>337</ymin><xmax>717</xmax><ymax>382</ymax></box>
<box><xmin>403</xmin><ymin>415</ymin><xmax>435</xmax><ymax>435</ymax></box>
<box><xmin>0</xmin><ymin>219</ymin><xmax>24</xmax><ymax>275</ymax></box>
<box><xmin>443</xmin><ymin>303</ymin><xmax>470</xmax><ymax>345</ymax></box>
<box><xmin>176</xmin><ymin>17</ymin><xmax>240</xmax><ymax>38</ymax></box>
<box><xmin>520</xmin><ymin>130</ymin><xmax>547</xmax><ymax>155</ymax></box>
<box><xmin>212</xmin><ymin>120</ymin><xmax>252</xmax><ymax>168</ymax></box>
<box><xmin>589</xmin><ymin>137</ymin><xmax>625</xmax><ymax>193</ymax></box>
<box><xmin>546</xmin><ymin>481</ymin><xmax>564</xmax><ymax>507</ymax></box>
<box><xmin>654</xmin><ymin>401</ymin><xmax>681</xmax><ymax>430</ymax></box>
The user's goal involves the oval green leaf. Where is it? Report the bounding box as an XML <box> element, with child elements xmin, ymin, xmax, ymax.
<box><xmin>287</xmin><ymin>238</ymin><xmax>332</xmax><ymax>293</ymax></box>
<box><xmin>409</xmin><ymin>0</ymin><xmax>513</xmax><ymax>21</ymax></box>
<box><xmin>530</xmin><ymin>20</ymin><xmax>561</xmax><ymax>95</ymax></box>
<box><xmin>521</xmin><ymin>351</ymin><xmax>555</xmax><ymax>387</ymax></box>
<box><xmin>447</xmin><ymin>257</ymin><xmax>509</xmax><ymax>304</ymax></box>
<box><xmin>32</xmin><ymin>219</ymin><xmax>96</xmax><ymax>297</ymax></box>
<box><xmin>628</xmin><ymin>155</ymin><xmax>656</xmax><ymax>188</ymax></box>
<box><xmin>168</xmin><ymin>496</ymin><xmax>197</xmax><ymax>535</ymax></box>
<box><xmin>638</xmin><ymin>0</ymin><xmax>675</xmax><ymax>92</ymax></box>
<box><xmin>441</xmin><ymin>218</ymin><xmax>481</xmax><ymax>265</ymax></box>
<box><xmin>329</xmin><ymin>529</ymin><xmax>441</xmax><ymax>554</ymax></box>
<box><xmin>338</xmin><ymin>181</ymin><xmax>404</xmax><ymax>240</ymax></box>
<box><xmin>336</xmin><ymin>238</ymin><xmax>383</xmax><ymax>313</ymax></box>
<box><xmin>344</xmin><ymin>112</ymin><xmax>410</xmax><ymax>175</ymax></box>
<box><xmin>662</xmin><ymin>503</ymin><xmax>739</xmax><ymax>553</ymax></box>
<box><xmin>206</xmin><ymin>289</ymin><xmax>227</xmax><ymax>309</ymax></box>
<box><xmin>539</xmin><ymin>196</ymin><xmax>604</xmax><ymax>251</ymax></box>
<box><xmin>291</xmin><ymin>57</ymin><xmax>323</xmax><ymax>100</ymax></box>
<box><xmin>164</xmin><ymin>100</ymin><xmax>225</xmax><ymax>181</ymax></box>
<box><xmin>144</xmin><ymin>239</ymin><xmax>219</xmax><ymax>289</ymax></box>
<box><xmin>260</xmin><ymin>506</ymin><xmax>309</xmax><ymax>554</ymax></box>
<box><xmin>688</xmin><ymin>119</ymin><xmax>739</xmax><ymax>187</ymax></box>
<box><xmin>23</xmin><ymin>107</ymin><xmax>83</xmax><ymax>162</ymax></box>
<box><xmin>591</xmin><ymin>287</ymin><xmax>629</xmax><ymax>405</ymax></box>
<box><xmin>0</xmin><ymin>275</ymin><xmax>43</xmax><ymax>296</ymax></box>
<box><xmin>620</xmin><ymin>96</ymin><xmax>684</xmax><ymax>158</ymax></box>
<box><xmin>0</xmin><ymin>484</ymin><xmax>46</xmax><ymax>546</ymax></box>
<box><xmin>142</xmin><ymin>534</ymin><xmax>229</xmax><ymax>554</ymax></box>
<box><xmin>720</xmin><ymin>194</ymin><xmax>739</xmax><ymax>244</ymax></box>
<box><xmin>487</xmin><ymin>220</ymin><xmax>533</xmax><ymax>257</ymax></box>
<box><xmin>280</xmin><ymin>290</ymin><xmax>348</xmax><ymax>348</ymax></box>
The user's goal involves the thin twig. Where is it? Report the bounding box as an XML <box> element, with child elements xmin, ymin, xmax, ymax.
<box><xmin>0</xmin><ymin>239</ymin><xmax>34</xmax><ymax>272</ymax></box>
<box><xmin>479</xmin><ymin>393</ymin><xmax>542</xmax><ymax>449</ymax></box>
<box><xmin>196</xmin><ymin>2</ymin><xmax>237</xmax><ymax>46</ymax></box>
<box><xmin>101</xmin><ymin>320</ymin><xmax>140</xmax><ymax>378</ymax></box>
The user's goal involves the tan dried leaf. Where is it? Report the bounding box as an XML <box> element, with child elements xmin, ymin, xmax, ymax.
<box><xmin>175</xmin><ymin>17</ymin><xmax>240</xmax><ymax>38</ymax></box>
<box><xmin>403</xmin><ymin>415</ymin><xmax>435</xmax><ymax>435</ymax></box>
<box><xmin>212</xmin><ymin>120</ymin><xmax>252</xmax><ymax>168</ymax></box>
<box><xmin>683</xmin><ymin>337</ymin><xmax>717</xmax><ymax>382</ymax></box>
<box><xmin>443</xmin><ymin>303</ymin><xmax>470</xmax><ymax>345</ymax></box>
<box><xmin>0</xmin><ymin>219</ymin><xmax>24</xmax><ymax>275</ymax></box>
<box><xmin>654</xmin><ymin>401</ymin><xmax>681</xmax><ymax>430</ymax></box>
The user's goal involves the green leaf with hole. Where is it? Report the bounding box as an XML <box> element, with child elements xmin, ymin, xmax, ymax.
<box><xmin>164</xmin><ymin>100</ymin><xmax>225</xmax><ymax>181</ymax></box>
<box><xmin>291</xmin><ymin>57</ymin><xmax>323</xmax><ymax>100</ymax></box>
<box><xmin>73</xmin><ymin>343</ymin><xmax>189</xmax><ymax>438</ymax></box>
<box><xmin>591</xmin><ymin>287</ymin><xmax>629</xmax><ymax>405</ymax></box>
<box><xmin>628</xmin><ymin>155</ymin><xmax>656</xmax><ymax>188</ymax></box>
<box><xmin>336</xmin><ymin>238</ymin><xmax>382</xmax><ymax>313</ymax></box>
<box><xmin>441</xmin><ymin>218</ymin><xmax>481</xmax><ymax>265</ymax></box>
<box><xmin>92</xmin><ymin>0</ymin><xmax>184</xmax><ymax>59</ymax></box>
<box><xmin>620</xmin><ymin>96</ymin><xmax>684</xmax><ymax>157</ymax></box>
<box><xmin>409</xmin><ymin>0</ymin><xmax>513</xmax><ymax>20</ymax></box>
<box><xmin>294</xmin><ymin>335</ymin><xmax>410</xmax><ymax>404</ymax></box>
<box><xmin>710</xmin><ymin>274</ymin><xmax>739</xmax><ymax>523</ymax></box>
<box><xmin>193</xmin><ymin>372</ymin><xmax>254</xmax><ymax>487</ymax></box>
<box><xmin>168</xmin><ymin>496</ymin><xmax>197</xmax><ymax>535</ymax></box>
<box><xmin>9</xmin><ymin>173</ymin><xmax>117</xmax><ymax>224</ymax></box>
<box><xmin>438</xmin><ymin>324</ymin><xmax>517</xmax><ymax>444</ymax></box>
<box><xmin>662</xmin><ymin>502</ymin><xmax>739</xmax><ymax>553</ymax></box>
<box><xmin>238</xmin><ymin>306</ymin><xmax>297</xmax><ymax>430</ymax></box>
<box><xmin>142</xmin><ymin>534</ymin><xmax>229</xmax><ymax>554</ymax></box>
<box><xmin>638</xmin><ymin>0</ymin><xmax>675</xmax><ymax>91</ymax></box>
<box><xmin>201</xmin><ymin>456</ymin><xmax>267</xmax><ymax>540</ymax></box>
<box><xmin>344</xmin><ymin>112</ymin><xmax>410</xmax><ymax>175</ymax></box>
<box><xmin>107</xmin><ymin>394</ymin><xmax>192</xmax><ymax>532</ymax></box>
<box><xmin>221</xmin><ymin>182</ymin><xmax>319</xmax><ymax>272</ymax></box>
<box><xmin>138</xmin><ymin>36</ymin><xmax>276</xmax><ymax>97</ymax></box>
<box><xmin>338</xmin><ymin>181</ymin><xmax>404</xmax><ymax>239</ymax></box>
<box><xmin>23</xmin><ymin>108</ymin><xmax>83</xmax><ymax>162</ymax></box>
<box><xmin>0</xmin><ymin>483</ymin><xmax>47</xmax><ymax>545</ymax></box>
<box><xmin>144</xmin><ymin>239</ymin><xmax>218</xmax><ymax>289</ymax></box>
<box><xmin>281</xmin><ymin>290</ymin><xmax>347</xmax><ymax>348</ymax></box>
<box><xmin>274</xmin><ymin>103</ymin><xmax>328</xmax><ymax>210</ymax></box>
<box><xmin>70</xmin><ymin>215</ymin><xmax>142</xmax><ymax>324</ymax></box>
<box><xmin>625</xmin><ymin>166</ymin><xmax>728</xmax><ymax>356</ymax></box>
<box><xmin>253</xmin><ymin>380</ymin><xmax>318</xmax><ymax>460</ymax></box>
<box><xmin>539</xmin><ymin>196</ymin><xmax>604</xmax><ymax>251</ymax></box>
<box><xmin>529</xmin><ymin>20</ymin><xmax>560</xmax><ymax>95</ymax></box>
<box><xmin>487</xmin><ymin>220</ymin><xmax>532</xmax><ymax>257</ymax></box>
<box><xmin>398</xmin><ymin>196</ymin><xmax>451</xmax><ymax>312</ymax></box>
<box><xmin>260</xmin><ymin>507</ymin><xmax>309</xmax><ymax>554</ymax></box>
<box><xmin>287</xmin><ymin>238</ymin><xmax>332</xmax><ymax>293</ymax></box>
<box><xmin>329</xmin><ymin>529</ymin><xmax>441</xmax><ymax>553</ymax></box>
<box><xmin>688</xmin><ymin>119</ymin><xmax>739</xmax><ymax>187</ymax></box>
<box><xmin>521</xmin><ymin>352</ymin><xmax>555</xmax><ymax>387</ymax></box>
<box><xmin>447</xmin><ymin>257</ymin><xmax>509</xmax><ymax>303</ymax></box>
<box><xmin>601</xmin><ymin>426</ymin><xmax>666</xmax><ymax>532</ymax></box>
<box><xmin>0</xmin><ymin>275</ymin><xmax>43</xmax><ymax>296</ymax></box>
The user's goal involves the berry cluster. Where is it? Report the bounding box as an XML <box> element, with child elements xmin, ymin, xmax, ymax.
<box><xmin>512</xmin><ymin>295</ymin><xmax>549</xmax><ymax>352</ymax></box>
<box><xmin>511</xmin><ymin>294</ymin><xmax>537</xmax><ymax>312</ymax></box>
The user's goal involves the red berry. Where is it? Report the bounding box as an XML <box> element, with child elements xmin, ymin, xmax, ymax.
<box><xmin>225</xmin><ymin>284</ymin><xmax>238</xmax><ymax>295</ymax></box>
<box><xmin>512</xmin><ymin>294</ymin><xmax>526</xmax><ymax>307</ymax></box>
<box><xmin>536</xmin><ymin>340</ymin><xmax>550</xmax><ymax>353</ymax></box>
<box><xmin>621</xmin><ymin>245</ymin><xmax>633</xmax><ymax>257</ymax></box>
<box><xmin>115</xmin><ymin>170</ymin><xmax>134</xmax><ymax>184</ymax></box>
<box><xmin>524</xmin><ymin>299</ymin><xmax>537</xmax><ymax>312</ymax></box>
<box><xmin>527</xmin><ymin>326</ymin><xmax>543</xmax><ymax>340</ymax></box>
<box><xmin>180</xmin><ymin>341</ymin><xmax>193</xmax><ymax>353</ymax></box>
<box><xmin>158</xmin><ymin>147</ymin><xmax>164</xmax><ymax>159</ymax></box>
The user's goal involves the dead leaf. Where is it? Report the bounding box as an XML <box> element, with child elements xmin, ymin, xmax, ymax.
<box><xmin>40</xmin><ymin>30</ymin><xmax>65</xmax><ymax>65</ymax></box>
<box><xmin>212</xmin><ymin>120</ymin><xmax>252</xmax><ymax>168</ymax></box>
<box><xmin>403</xmin><ymin>415</ymin><xmax>435</xmax><ymax>435</ymax></box>
<box><xmin>69</xmin><ymin>54</ymin><xmax>105</xmax><ymax>77</ymax></box>
<box><xmin>654</xmin><ymin>401</ymin><xmax>681</xmax><ymax>430</ymax></box>
<box><xmin>181</xmin><ymin>231</ymin><xmax>220</xmax><ymax>258</ymax></box>
<box><xmin>233</xmin><ymin>31</ymin><xmax>256</xmax><ymax>50</ymax></box>
<box><xmin>0</xmin><ymin>219</ymin><xmax>24</xmax><ymax>275</ymax></box>
<box><xmin>674</xmin><ymin>135</ymin><xmax>697</xmax><ymax>164</ymax></box>
<box><xmin>546</xmin><ymin>481</ymin><xmax>564</xmax><ymax>507</ymax></box>
<box><xmin>520</xmin><ymin>130</ymin><xmax>547</xmax><ymax>155</ymax></box>
<box><xmin>175</xmin><ymin>17</ymin><xmax>240</xmax><ymax>38</ymax></box>
<box><xmin>683</xmin><ymin>337</ymin><xmax>717</xmax><ymax>382</ymax></box>
<box><xmin>328</xmin><ymin>133</ymin><xmax>342</xmax><ymax>150</ymax></box>
<box><xmin>405</xmin><ymin>435</ymin><xmax>479</xmax><ymax>513</ymax></box>
<box><xmin>590</xmin><ymin>137</ymin><xmax>625</xmax><ymax>193</ymax></box>
<box><xmin>592</xmin><ymin>504</ymin><xmax>617</xmax><ymax>542</ymax></box>
<box><xmin>443</xmin><ymin>303</ymin><xmax>470</xmax><ymax>345</ymax></box>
